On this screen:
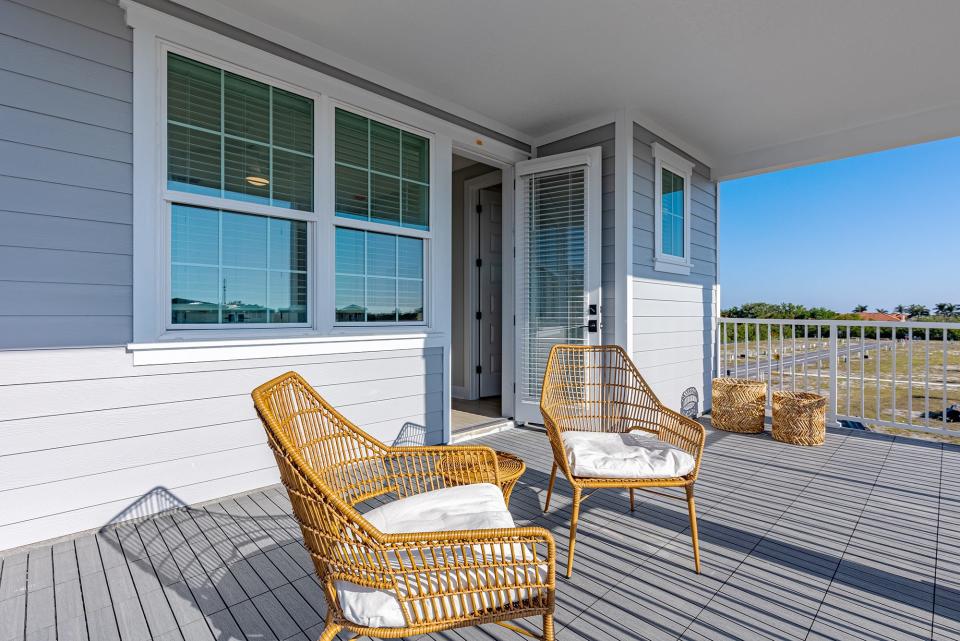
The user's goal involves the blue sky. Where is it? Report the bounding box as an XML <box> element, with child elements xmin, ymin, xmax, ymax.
<box><xmin>719</xmin><ymin>136</ymin><xmax>960</xmax><ymax>312</ymax></box>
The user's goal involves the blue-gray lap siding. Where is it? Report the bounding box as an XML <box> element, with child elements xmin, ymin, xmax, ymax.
<box><xmin>0</xmin><ymin>0</ymin><xmax>134</xmax><ymax>348</ymax></box>
<box><xmin>632</xmin><ymin>123</ymin><xmax>718</xmax><ymax>414</ymax></box>
<box><xmin>536</xmin><ymin>124</ymin><xmax>617</xmax><ymax>345</ymax></box>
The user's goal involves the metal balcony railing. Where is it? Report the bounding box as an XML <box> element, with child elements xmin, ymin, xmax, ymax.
<box><xmin>717</xmin><ymin>318</ymin><xmax>960</xmax><ymax>436</ymax></box>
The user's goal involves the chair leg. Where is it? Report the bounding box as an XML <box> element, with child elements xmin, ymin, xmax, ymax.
<box><xmin>543</xmin><ymin>613</ymin><xmax>555</xmax><ymax>641</ymax></box>
<box><xmin>686</xmin><ymin>485</ymin><xmax>701</xmax><ymax>574</ymax></box>
<box><xmin>316</xmin><ymin>618</ymin><xmax>342</xmax><ymax>641</ymax></box>
<box><xmin>566</xmin><ymin>487</ymin><xmax>582</xmax><ymax>578</ymax></box>
<box><xmin>629</xmin><ymin>488</ymin><xmax>635</xmax><ymax>512</ymax></box>
<box><xmin>544</xmin><ymin>462</ymin><xmax>558</xmax><ymax>513</ymax></box>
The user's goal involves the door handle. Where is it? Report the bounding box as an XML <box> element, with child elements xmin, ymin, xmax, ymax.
<box><xmin>582</xmin><ymin>319</ymin><xmax>598</xmax><ymax>333</ymax></box>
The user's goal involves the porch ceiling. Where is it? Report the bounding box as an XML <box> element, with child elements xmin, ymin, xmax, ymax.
<box><xmin>182</xmin><ymin>0</ymin><xmax>960</xmax><ymax>178</ymax></box>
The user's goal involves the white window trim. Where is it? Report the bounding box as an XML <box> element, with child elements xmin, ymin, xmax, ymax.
<box><xmin>652</xmin><ymin>141</ymin><xmax>695</xmax><ymax>275</ymax></box>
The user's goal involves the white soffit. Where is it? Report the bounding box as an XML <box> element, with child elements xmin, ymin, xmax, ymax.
<box><xmin>187</xmin><ymin>0</ymin><xmax>960</xmax><ymax>178</ymax></box>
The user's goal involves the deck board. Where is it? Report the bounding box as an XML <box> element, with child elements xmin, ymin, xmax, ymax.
<box><xmin>1</xmin><ymin>423</ymin><xmax>956</xmax><ymax>640</ymax></box>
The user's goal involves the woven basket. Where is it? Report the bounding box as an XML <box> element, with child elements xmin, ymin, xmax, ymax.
<box><xmin>772</xmin><ymin>391</ymin><xmax>826</xmax><ymax>446</ymax></box>
<box><xmin>711</xmin><ymin>378</ymin><xmax>767</xmax><ymax>433</ymax></box>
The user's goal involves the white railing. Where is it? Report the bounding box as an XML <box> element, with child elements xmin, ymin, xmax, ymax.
<box><xmin>717</xmin><ymin>318</ymin><xmax>960</xmax><ymax>436</ymax></box>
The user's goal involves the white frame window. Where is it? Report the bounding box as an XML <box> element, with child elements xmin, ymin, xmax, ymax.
<box><xmin>160</xmin><ymin>44</ymin><xmax>319</xmax><ymax>330</ymax></box>
<box><xmin>652</xmin><ymin>141</ymin><xmax>695</xmax><ymax>275</ymax></box>
<box><xmin>329</xmin><ymin>103</ymin><xmax>434</xmax><ymax>327</ymax></box>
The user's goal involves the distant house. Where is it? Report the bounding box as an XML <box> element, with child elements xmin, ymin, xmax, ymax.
<box><xmin>858</xmin><ymin>312</ymin><xmax>907</xmax><ymax>322</ymax></box>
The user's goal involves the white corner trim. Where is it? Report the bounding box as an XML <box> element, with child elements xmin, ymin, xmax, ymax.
<box><xmin>614</xmin><ymin>110</ymin><xmax>633</xmax><ymax>354</ymax></box>
<box><xmin>630</xmin><ymin>109</ymin><xmax>714</xmax><ymax>172</ymax></box>
<box><xmin>652</xmin><ymin>259</ymin><xmax>692</xmax><ymax>276</ymax></box>
<box><xmin>127</xmin><ymin>332</ymin><xmax>446</xmax><ymax>366</ymax></box>
<box><xmin>516</xmin><ymin>147</ymin><xmax>600</xmax><ymax>177</ymax></box>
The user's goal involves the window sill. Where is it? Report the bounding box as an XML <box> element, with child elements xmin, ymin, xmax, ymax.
<box><xmin>653</xmin><ymin>258</ymin><xmax>692</xmax><ymax>275</ymax></box>
<box><xmin>127</xmin><ymin>330</ymin><xmax>446</xmax><ymax>366</ymax></box>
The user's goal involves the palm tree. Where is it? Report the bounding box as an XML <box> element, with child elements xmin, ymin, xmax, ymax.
<box><xmin>853</xmin><ymin>304</ymin><xmax>868</xmax><ymax>313</ymax></box>
<box><xmin>907</xmin><ymin>304</ymin><xmax>930</xmax><ymax>318</ymax></box>
<box><xmin>935</xmin><ymin>303</ymin><xmax>952</xmax><ymax>317</ymax></box>
<box><xmin>875</xmin><ymin>308</ymin><xmax>889</xmax><ymax>314</ymax></box>
<box><xmin>895</xmin><ymin>304</ymin><xmax>906</xmax><ymax>315</ymax></box>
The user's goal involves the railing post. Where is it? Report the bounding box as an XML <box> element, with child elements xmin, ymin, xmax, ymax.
<box><xmin>828</xmin><ymin>324</ymin><xmax>840</xmax><ymax>427</ymax></box>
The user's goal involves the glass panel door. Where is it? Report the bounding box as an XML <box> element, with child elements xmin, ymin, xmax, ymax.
<box><xmin>513</xmin><ymin>148</ymin><xmax>602</xmax><ymax>424</ymax></box>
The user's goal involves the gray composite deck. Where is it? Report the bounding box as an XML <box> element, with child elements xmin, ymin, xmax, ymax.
<box><xmin>2</xmin><ymin>422</ymin><xmax>959</xmax><ymax>641</ymax></box>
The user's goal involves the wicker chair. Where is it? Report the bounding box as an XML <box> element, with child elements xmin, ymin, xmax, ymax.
<box><xmin>252</xmin><ymin>371</ymin><xmax>556</xmax><ymax>641</ymax></box>
<box><xmin>540</xmin><ymin>345</ymin><xmax>706</xmax><ymax>577</ymax></box>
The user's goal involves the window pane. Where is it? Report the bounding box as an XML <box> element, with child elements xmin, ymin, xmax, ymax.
<box><xmin>335</xmin><ymin>274</ymin><xmax>365</xmax><ymax>322</ymax></box>
<box><xmin>397</xmin><ymin>236</ymin><xmax>423</xmax><ymax>279</ymax></box>
<box><xmin>222</xmin><ymin>211</ymin><xmax>267</xmax><ymax>269</ymax></box>
<box><xmin>168</xmin><ymin>124</ymin><xmax>221</xmax><ymax>195</ymax></box>
<box><xmin>269</xmin><ymin>271</ymin><xmax>307</xmax><ymax>323</ymax></box>
<box><xmin>335</xmin><ymin>165</ymin><xmax>369</xmax><ymax>220</ymax></box>
<box><xmin>272</xmin><ymin>149</ymin><xmax>313</xmax><ymax>211</ymax></box>
<box><xmin>172</xmin><ymin>204</ymin><xmax>218</xmax><ymax>265</ymax></box>
<box><xmin>335</xmin><ymin>109</ymin><xmax>368</xmax><ymax>167</ymax></box>
<box><xmin>366</xmin><ymin>232</ymin><xmax>396</xmax><ymax>277</ymax></box>
<box><xmin>401</xmin><ymin>131</ymin><xmax>429</xmax><ymax>183</ymax></box>
<box><xmin>172</xmin><ymin>265</ymin><xmax>219</xmax><ymax>324</ymax></box>
<box><xmin>335</xmin><ymin>227</ymin><xmax>365</xmax><ymax>275</ymax></box>
<box><xmin>661</xmin><ymin>168</ymin><xmax>684</xmax><ymax>258</ymax></box>
<box><xmin>370</xmin><ymin>121</ymin><xmax>401</xmax><ymax>176</ymax></box>
<box><xmin>222</xmin><ymin>268</ymin><xmax>268</xmax><ymax>323</ymax></box>
<box><xmin>224</xmin><ymin>139</ymin><xmax>270</xmax><ymax>204</ymax></box>
<box><xmin>398</xmin><ymin>280</ymin><xmax>423</xmax><ymax>321</ymax></box>
<box><xmin>172</xmin><ymin>205</ymin><xmax>307</xmax><ymax>325</ymax></box>
<box><xmin>269</xmin><ymin>218</ymin><xmax>308</xmax><ymax>272</ymax></box>
<box><xmin>223</xmin><ymin>71</ymin><xmax>269</xmax><ymax>143</ymax></box>
<box><xmin>402</xmin><ymin>181</ymin><xmax>428</xmax><ymax>229</ymax></box>
<box><xmin>272</xmin><ymin>87</ymin><xmax>313</xmax><ymax>154</ymax></box>
<box><xmin>366</xmin><ymin>277</ymin><xmax>397</xmax><ymax>322</ymax></box>
<box><xmin>167</xmin><ymin>53</ymin><xmax>220</xmax><ymax>130</ymax></box>
<box><xmin>370</xmin><ymin>173</ymin><xmax>400</xmax><ymax>226</ymax></box>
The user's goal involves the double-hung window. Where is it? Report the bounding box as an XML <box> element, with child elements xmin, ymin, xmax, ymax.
<box><xmin>652</xmin><ymin>142</ymin><xmax>695</xmax><ymax>275</ymax></box>
<box><xmin>333</xmin><ymin>108</ymin><xmax>430</xmax><ymax>324</ymax></box>
<box><xmin>166</xmin><ymin>52</ymin><xmax>314</xmax><ymax>327</ymax></box>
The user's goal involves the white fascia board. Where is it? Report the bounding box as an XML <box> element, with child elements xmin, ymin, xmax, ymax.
<box><xmin>629</xmin><ymin>108</ymin><xmax>716</xmax><ymax>173</ymax></box>
<box><xmin>165</xmin><ymin>0</ymin><xmax>534</xmax><ymax>148</ymax></box>
<box><xmin>532</xmin><ymin>112</ymin><xmax>619</xmax><ymax>150</ymax></box>
<box><xmin>715</xmin><ymin>101</ymin><xmax>960</xmax><ymax>181</ymax></box>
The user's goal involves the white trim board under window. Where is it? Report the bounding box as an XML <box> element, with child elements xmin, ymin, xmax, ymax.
<box><xmin>652</xmin><ymin>142</ymin><xmax>695</xmax><ymax>276</ymax></box>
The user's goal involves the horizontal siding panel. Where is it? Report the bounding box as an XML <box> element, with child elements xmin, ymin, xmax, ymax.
<box><xmin>632</xmin><ymin>344</ymin><xmax>707</xmax><ymax>369</ymax></box>
<box><xmin>0</xmin><ymin>346</ymin><xmax>440</xmax><ymax>386</ymax></box>
<box><xmin>0</xmin><ymin>467</ymin><xmax>279</xmax><ymax>552</ymax></box>
<box><xmin>0</xmin><ymin>281</ymin><xmax>130</xmax><ymax>316</ymax></box>
<box><xmin>0</xmin><ymin>105</ymin><xmax>131</xmax><ymax>163</ymax></box>
<box><xmin>0</xmin><ymin>357</ymin><xmax>441</xmax><ymax>422</ymax></box>
<box><xmin>638</xmin><ymin>358</ymin><xmax>705</xmax><ymax>385</ymax></box>
<box><xmin>633</xmin><ymin>298</ymin><xmax>713</xmax><ymax>318</ymax></box>
<box><xmin>0</xmin><ymin>175</ymin><xmax>131</xmax><ymax>224</ymax></box>
<box><xmin>633</xmin><ymin>279</ymin><xmax>715</xmax><ymax>303</ymax></box>
<box><xmin>0</xmin><ymin>315</ymin><xmax>131</xmax><ymax>348</ymax></box>
<box><xmin>0</xmin><ymin>246</ymin><xmax>132</xmax><ymax>285</ymax></box>
<box><xmin>633</xmin><ymin>329</ymin><xmax>709</xmax><ymax>352</ymax></box>
<box><xmin>0</xmin><ymin>33</ymin><xmax>131</xmax><ymax>101</ymax></box>
<box><xmin>633</xmin><ymin>316</ymin><xmax>710</xmax><ymax>334</ymax></box>
<box><xmin>0</xmin><ymin>0</ymin><xmax>131</xmax><ymax>67</ymax></box>
<box><xmin>0</xmin><ymin>140</ymin><xmax>131</xmax><ymax>193</ymax></box>
<box><xmin>0</xmin><ymin>210</ymin><xmax>131</xmax><ymax>254</ymax></box>
<box><xmin>0</xmin><ymin>69</ymin><xmax>131</xmax><ymax>132</ymax></box>
<box><xmin>7</xmin><ymin>0</ymin><xmax>131</xmax><ymax>42</ymax></box>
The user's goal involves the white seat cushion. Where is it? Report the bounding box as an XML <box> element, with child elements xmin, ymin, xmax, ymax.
<box><xmin>334</xmin><ymin>483</ymin><xmax>545</xmax><ymax>628</ymax></box>
<box><xmin>561</xmin><ymin>430</ymin><xmax>696</xmax><ymax>479</ymax></box>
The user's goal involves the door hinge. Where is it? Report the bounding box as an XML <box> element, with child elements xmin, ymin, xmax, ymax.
<box><xmin>475</xmin><ymin>203</ymin><xmax>482</xmax><ymax>214</ymax></box>
<box><xmin>475</xmin><ymin>258</ymin><xmax>482</xmax><ymax>267</ymax></box>
<box><xmin>476</xmin><ymin>365</ymin><xmax>482</xmax><ymax>374</ymax></box>
<box><xmin>475</xmin><ymin>311</ymin><xmax>482</xmax><ymax>320</ymax></box>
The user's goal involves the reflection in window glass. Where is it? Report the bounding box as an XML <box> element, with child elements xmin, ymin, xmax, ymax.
<box><xmin>334</xmin><ymin>108</ymin><xmax>429</xmax><ymax>230</ymax></box>
<box><xmin>171</xmin><ymin>204</ymin><xmax>308</xmax><ymax>324</ymax></box>
<box><xmin>661</xmin><ymin>167</ymin><xmax>685</xmax><ymax>257</ymax></box>
<box><xmin>166</xmin><ymin>52</ymin><xmax>314</xmax><ymax>211</ymax></box>
<box><xmin>334</xmin><ymin>228</ymin><xmax>424</xmax><ymax>323</ymax></box>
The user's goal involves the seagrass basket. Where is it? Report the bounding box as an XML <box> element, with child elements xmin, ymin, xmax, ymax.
<box><xmin>711</xmin><ymin>378</ymin><xmax>767</xmax><ymax>433</ymax></box>
<box><xmin>772</xmin><ymin>391</ymin><xmax>826</xmax><ymax>446</ymax></box>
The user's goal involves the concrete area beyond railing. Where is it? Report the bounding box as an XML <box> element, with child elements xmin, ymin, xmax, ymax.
<box><xmin>718</xmin><ymin>318</ymin><xmax>960</xmax><ymax>436</ymax></box>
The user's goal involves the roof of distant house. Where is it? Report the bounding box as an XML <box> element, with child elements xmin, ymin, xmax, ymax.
<box><xmin>857</xmin><ymin>311</ymin><xmax>907</xmax><ymax>322</ymax></box>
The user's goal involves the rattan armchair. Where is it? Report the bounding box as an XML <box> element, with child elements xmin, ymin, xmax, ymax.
<box><xmin>539</xmin><ymin>345</ymin><xmax>706</xmax><ymax>577</ymax></box>
<box><xmin>252</xmin><ymin>371</ymin><xmax>556</xmax><ymax>641</ymax></box>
